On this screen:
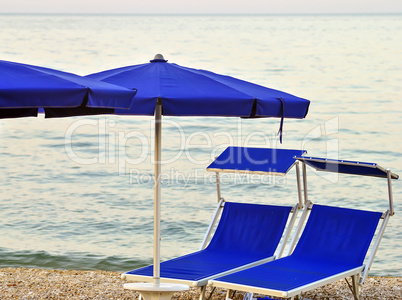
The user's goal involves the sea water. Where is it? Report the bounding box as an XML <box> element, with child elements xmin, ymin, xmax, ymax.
<box><xmin>0</xmin><ymin>14</ymin><xmax>401</xmax><ymax>276</ymax></box>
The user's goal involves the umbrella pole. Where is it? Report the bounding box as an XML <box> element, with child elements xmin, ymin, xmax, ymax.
<box><xmin>154</xmin><ymin>99</ymin><xmax>162</xmax><ymax>286</ymax></box>
<box><xmin>125</xmin><ymin>99</ymin><xmax>190</xmax><ymax>296</ymax></box>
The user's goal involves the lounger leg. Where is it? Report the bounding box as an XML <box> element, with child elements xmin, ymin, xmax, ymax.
<box><xmin>243</xmin><ymin>292</ymin><xmax>253</xmax><ymax>300</ymax></box>
<box><xmin>206</xmin><ymin>287</ymin><xmax>216</xmax><ymax>300</ymax></box>
<box><xmin>352</xmin><ymin>274</ymin><xmax>362</xmax><ymax>300</ymax></box>
<box><xmin>346</xmin><ymin>275</ymin><xmax>361</xmax><ymax>300</ymax></box>
<box><xmin>226</xmin><ymin>289</ymin><xmax>233</xmax><ymax>300</ymax></box>
<box><xmin>199</xmin><ymin>286</ymin><xmax>207</xmax><ymax>300</ymax></box>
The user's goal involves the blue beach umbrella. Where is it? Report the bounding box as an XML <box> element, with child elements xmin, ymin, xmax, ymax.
<box><xmin>88</xmin><ymin>55</ymin><xmax>309</xmax><ymax>120</ymax></box>
<box><xmin>0</xmin><ymin>59</ymin><xmax>137</xmax><ymax>118</ymax></box>
<box><xmin>87</xmin><ymin>54</ymin><xmax>310</xmax><ymax>295</ymax></box>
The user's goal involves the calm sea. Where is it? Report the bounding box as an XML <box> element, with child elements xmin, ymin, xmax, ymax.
<box><xmin>0</xmin><ymin>14</ymin><xmax>401</xmax><ymax>276</ymax></box>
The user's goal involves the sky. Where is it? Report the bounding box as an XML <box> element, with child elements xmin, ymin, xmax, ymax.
<box><xmin>0</xmin><ymin>0</ymin><xmax>401</xmax><ymax>14</ymax></box>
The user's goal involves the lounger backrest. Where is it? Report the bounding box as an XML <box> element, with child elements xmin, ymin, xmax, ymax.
<box><xmin>206</xmin><ymin>202</ymin><xmax>292</xmax><ymax>257</ymax></box>
<box><xmin>292</xmin><ymin>204</ymin><xmax>382</xmax><ymax>267</ymax></box>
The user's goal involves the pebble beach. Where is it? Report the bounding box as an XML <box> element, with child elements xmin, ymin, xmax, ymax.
<box><xmin>0</xmin><ymin>268</ymin><xmax>400</xmax><ymax>300</ymax></box>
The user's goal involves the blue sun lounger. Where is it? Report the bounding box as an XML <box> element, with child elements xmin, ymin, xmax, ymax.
<box><xmin>122</xmin><ymin>147</ymin><xmax>306</xmax><ymax>299</ymax></box>
<box><xmin>209</xmin><ymin>156</ymin><xmax>398</xmax><ymax>300</ymax></box>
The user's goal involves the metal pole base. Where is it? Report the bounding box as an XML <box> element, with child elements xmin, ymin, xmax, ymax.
<box><xmin>124</xmin><ymin>282</ymin><xmax>189</xmax><ymax>300</ymax></box>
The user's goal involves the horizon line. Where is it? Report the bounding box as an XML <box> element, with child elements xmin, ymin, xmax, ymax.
<box><xmin>1</xmin><ymin>12</ymin><xmax>401</xmax><ymax>16</ymax></box>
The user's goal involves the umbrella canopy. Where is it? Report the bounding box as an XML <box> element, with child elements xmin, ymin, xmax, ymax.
<box><xmin>87</xmin><ymin>54</ymin><xmax>311</xmax><ymax>292</ymax></box>
<box><xmin>88</xmin><ymin>55</ymin><xmax>310</xmax><ymax>119</ymax></box>
<box><xmin>0</xmin><ymin>59</ymin><xmax>137</xmax><ymax>118</ymax></box>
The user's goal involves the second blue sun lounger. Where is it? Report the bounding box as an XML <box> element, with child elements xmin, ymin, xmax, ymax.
<box><xmin>209</xmin><ymin>156</ymin><xmax>398</xmax><ymax>300</ymax></box>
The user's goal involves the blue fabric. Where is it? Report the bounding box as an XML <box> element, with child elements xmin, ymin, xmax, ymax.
<box><xmin>207</xmin><ymin>147</ymin><xmax>306</xmax><ymax>175</ymax></box>
<box><xmin>214</xmin><ymin>204</ymin><xmax>382</xmax><ymax>292</ymax></box>
<box><xmin>0</xmin><ymin>60</ymin><xmax>136</xmax><ymax>118</ymax></box>
<box><xmin>296</xmin><ymin>156</ymin><xmax>399</xmax><ymax>179</ymax></box>
<box><xmin>87</xmin><ymin>60</ymin><xmax>310</xmax><ymax>118</ymax></box>
<box><xmin>125</xmin><ymin>202</ymin><xmax>292</xmax><ymax>282</ymax></box>
<box><xmin>291</xmin><ymin>205</ymin><xmax>381</xmax><ymax>265</ymax></box>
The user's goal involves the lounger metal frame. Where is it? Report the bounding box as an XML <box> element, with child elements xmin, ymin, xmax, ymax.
<box><xmin>218</xmin><ymin>266</ymin><xmax>364</xmax><ymax>299</ymax></box>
